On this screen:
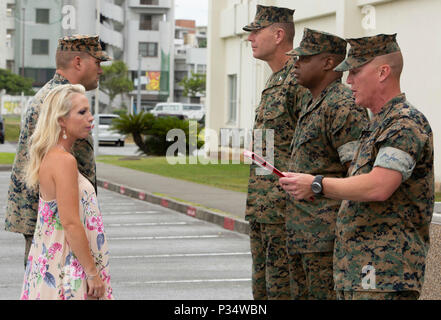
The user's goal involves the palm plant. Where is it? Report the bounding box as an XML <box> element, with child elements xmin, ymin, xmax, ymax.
<box><xmin>111</xmin><ymin>112</ymin><xmax>155</xmax><ymax>154</ymax></box>
<box><xmin>112</xmin><ymin>112</ymin><xmax>205</xmax><ymax>156</ymax></box>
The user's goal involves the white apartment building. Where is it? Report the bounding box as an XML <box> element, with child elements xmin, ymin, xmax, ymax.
<box><xmin>8</xmin><ymin>0</ymin><xmax>64</xmax><ymax>86</ymax></box>
<box><xmin>0</xmin><ymin>0</ymin><xmax>16</xmax><ymax>71</ymax></box>
<box><xmin>174</xmin><ymin>20</ymin><xmax>207</xmax><ymax>103</ymax></box>
<box><xmin>1</xmin><ymin>0</ymin><xmax>175</xmax><ymax>111</ymax></box>
<box><xmin>207</xmin><ymin>0</ymin><xmax>441</xmax><ymax>186</ymax></box>
<box><xmin>62</xmin><ymin>0</ymin><xmax>175</xmax><ymax>110</ymax></box>
<box><xmin>123</xmin><ymin>0</ymin><xmax>175</xmax><ymax>110</ymax></box>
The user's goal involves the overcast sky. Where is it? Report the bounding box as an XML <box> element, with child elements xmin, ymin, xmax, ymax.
<box><xmin>175</xmin><ymin>0</ymin><xmax>208</xmax><ymax>26</ymax></box>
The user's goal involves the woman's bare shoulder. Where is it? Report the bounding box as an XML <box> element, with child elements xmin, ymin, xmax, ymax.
<box><xmin>42</xmin><ymin>147</ymin><xmax>77</xmax><ymax>174</ymax></box>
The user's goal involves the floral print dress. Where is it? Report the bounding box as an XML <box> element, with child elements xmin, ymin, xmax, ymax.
<box><xmin>21</xmin><ymin>173</ymin><xmax>114</xmax><ymax>300</ymax></box>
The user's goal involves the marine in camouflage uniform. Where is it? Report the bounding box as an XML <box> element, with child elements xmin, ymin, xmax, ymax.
<box><xmin>4</xmin><ymin>35</ymin><xmax>111</xmax><ymax>267</ymax></box>
<box><xmin>331</xmin><ymin>34</ymin><xmax>434</xmax><ymax>299</ymax></box>
<box><xmin>285</xmin><ymin>29</ymin><xmax>369</xmax><ymax>299</ymax></box>
<box><xmin>243</xmin><ymin>5</ymin><xmax>309</xmax><ymax>300</ymax></box>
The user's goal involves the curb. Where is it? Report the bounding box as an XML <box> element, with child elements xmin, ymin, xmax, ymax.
<box><xmin>97</xmin><ymin>178</ymin><xmax>250</xmax><ymax>235</ymax></box>
<box><xmin>1</xmin><ymin>165</ymin><xmax>439</xmax><ymax>230</ymax></box>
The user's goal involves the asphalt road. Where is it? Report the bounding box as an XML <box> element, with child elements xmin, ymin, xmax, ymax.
<box><xmin>0</xmin><ymin>171</ymin><xmax>252</xmax><ymax>300</ymax></box>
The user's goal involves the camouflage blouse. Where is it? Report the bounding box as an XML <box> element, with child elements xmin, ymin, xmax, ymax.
<box><xmin>5</xmin><ymin>73</ymin><xmax>97</xmax><ymax>235</ymax></box>
<box><xmin>245</xmin><ymin>57</ymin><xmax>309</xmax><ymax>224</ymax></box>
<box><xmin>286</xmin><ymin>80</ymin><xmax>369</xmax><ymax>254</ymax></box>
<box><xmin>334</xmin><ymin>93</ymin><xmax>434</xmax><ymax>292</ymax></box>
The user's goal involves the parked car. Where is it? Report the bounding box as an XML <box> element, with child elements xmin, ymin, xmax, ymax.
<box><xmin>0</xmin><ymin>115</ymin><xmax>4</xmax><ymax>144</ymax></box>
<box><xmin>150</xmin><ymin>103</ymin><xmax>205</xmax><ymax>121</ymax></box>
<box><xmin>93</xmin><ymin>114</ymin><xmax>126</xmax><ymax>147</ymax></box>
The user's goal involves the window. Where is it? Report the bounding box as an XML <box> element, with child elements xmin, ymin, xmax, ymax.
<box><xmin>36</xmin><ymin>9</ymin><xmax>50</xmax><ymax>24</ymax></box>
<box><xmin>139</xmin><ymin>14</ymin><xmax>152</xmax><ymax>30</ymax></box>
<box><xmin>6</xmin><ymin>60</ymin><xmax>15</xmax><ymax>72</ymax></box>
<box><xmin>6</xmin><ymin>30</ymin><xmax>13</xmax><ymax>48</ymax></box>
<box><xmin>197</xmin><ymin>64</ymin><xmax>207</xmax><ymax>74</ymax></box>
<box><xmin>139</xmin><ymin>14</ymin><xmax>161</xmax><ymax>30</ymax></box>
<box><xmin>139</xmin><ymin>42</ymin><xmax>158</xmax><ymax>57</ymax></box>
<box><xmin>164</xmin><ymin>105</ymin><xmax>179</xmax><ymax>112</ymax></box>
<box><xmin>32</xmin><ymin>39</ymin><xmax>49</xmax><ymax>55</ymax></box>
<box><xmin>6</xmin><ymin>4</ymin><xmax>15</xmax><ymax>17</ymax></box>
<box><xmin>183</xmin><ymin>105</ymin><xmax>202</xmax><ymax>111</ymax></box>
<box><xmin>22</xmin><ymin>68</ymin><xmax>55</xmax><ymax>86</ymax></box>
<box><xmin>175</xmin><ymin>71</ymin><xmax>187</xmax><ymax>82</ymax></box>
<box><xmin>140</xmin><ymin>0</ymin><xmax>158</xmax><ymax>4</ymax></box>
<box><xmin>99</xmin><ymin>116</ymin><xmax>117</xmax><ymax>125</ymax></box>
<box><xmin>228</xmin><ymin>75</ymin><xmax>238</xmax><ymax>123</ymax></box>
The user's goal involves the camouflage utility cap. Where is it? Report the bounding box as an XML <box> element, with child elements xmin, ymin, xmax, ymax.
<box><xmin>243</xmin><ymin>5</ymin><xmax>294</xmax><ymax>32</ymax></box>
<box><xmin>334</xmin><ymin>33</ymin><xmax>400</xmax><ymax>72</ymax></box>
<box><xmin>57</xmin><ymin>35</ymin><xmax>111</xmax><ymax>61</ymax></box>
<box><xmin>287</xmin><ymin>28</ymin><xmax>347</xmax><ymax>56</ymax></box>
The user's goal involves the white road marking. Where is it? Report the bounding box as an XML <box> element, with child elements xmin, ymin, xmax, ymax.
<box><xmin>108</xmin><ymin>235</ymin><xmax>222</xmax><ymax>240</ymax></box>
<box><xmin>106</xmin><ymin>222</ymin><xmax>189</xmax><ymax>227</ymax></box>
<box><xmin>112</xmin><ymin>252</ymin><xmax>251</xmax><ymax>259</ymax></box>
<box><xmin>104</xmin><ymin>211</ymin><xmax>160</xmax><ymax>215</ymax></box>
<box><xmin>120</xmin><ymin>278</ymin><xmax>251</xmax><ymax>286</ymax></box>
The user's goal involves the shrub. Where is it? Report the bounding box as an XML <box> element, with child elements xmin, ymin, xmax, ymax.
<box><xmin>112</xmin><ymin>112</ymin><xmax>204</xmax><ymax>156</ymax></box>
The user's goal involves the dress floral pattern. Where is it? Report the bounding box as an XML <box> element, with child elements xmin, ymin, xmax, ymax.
<box><xmin>21</xmin><ymin>173</ymin><xmax>113</xmax><ymax>300</ymax></box>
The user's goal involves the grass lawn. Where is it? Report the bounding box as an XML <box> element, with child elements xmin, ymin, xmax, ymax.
<box><xmin>97</xmin><ymin>156</ymin><xmax>250</xmax><ymax>193</ymax></box>
<box><xmin>3</xmin><ymin>115</ymin><xmax>21</xmax><ymax>143</ymax></box>
<box><xmin>0</xmin><ymin>153</ymin><xmax>15</xmax><ymax>164</ymax></box>
<box><xmin>437</xmin><ymin>192</ymin><xmax>441</xmax><ymax>202</ymax></box>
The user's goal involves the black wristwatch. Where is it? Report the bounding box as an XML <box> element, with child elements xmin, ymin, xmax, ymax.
<box><xmin>311</xmin><ymin>175</ymin><xmax>324</xmax><ymax>195</ymax></box>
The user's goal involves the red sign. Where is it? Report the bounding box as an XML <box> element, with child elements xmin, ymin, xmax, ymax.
<box><xmin>187</xmin><ymin>207</ymin><xmax>196</xmax><ymax>217</ymax></box>
<box><xmin>223</xmin><ymin>218</ymin><xmax>235</xmax><ymax>231</ymax></box>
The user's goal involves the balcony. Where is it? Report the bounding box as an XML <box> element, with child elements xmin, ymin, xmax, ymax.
<box><xmin>100</xmin><ymin>0</ymin><xmax>124</xmax><ymax>24</ymax></box>
<box><xmin>100</xmin><ymin>24</ymin><xmax>124</xmax><ymax>49</ymax></box>
<box><xmin>128</xmin><ymin>0</ymin><xmax>171</xmax><ymax>9</ymax></box>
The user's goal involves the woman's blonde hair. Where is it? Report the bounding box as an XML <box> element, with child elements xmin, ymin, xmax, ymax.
<box><xmin>25</xmin><ymin>84</ymin><xmax>86</xmax><ymax>188</ymax></box>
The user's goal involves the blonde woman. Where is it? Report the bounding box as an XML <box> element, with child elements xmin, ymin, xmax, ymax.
<box><xmin>21</xmin><ymin>84</ymin><xmax>113</xmax><ymax>300</ymax></box>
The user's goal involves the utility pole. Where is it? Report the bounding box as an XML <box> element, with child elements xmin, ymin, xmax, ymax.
<box><xmin>137</xmin><ymin>54</ymin><xmax>142</xmax><ymax>114</ymax></box>
<box><xmin>168</xmin><ymin>0</ymin><xmax>175</xmax><ymax>102</ymax></box>
<box><xmin>93</xmin><ymin>0</ymin><xmax>100</xmax><ymax>157</ymax></box>
<box><xmin>21</xmin><ymin>7</ymin><xmax>25</xmax><ymax>77</ymax></box>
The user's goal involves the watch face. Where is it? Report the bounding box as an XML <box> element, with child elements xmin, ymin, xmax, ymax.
<box><xmin>311</xmin><ymin>182</ymin><xmax>322</xmax><ymax>194</ymax></box>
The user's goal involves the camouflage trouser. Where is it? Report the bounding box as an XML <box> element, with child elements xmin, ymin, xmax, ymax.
<box><xmin>288</xmin><ymin>251</ymin><xmax>336</xmax><ymax>300</ymax></box>
<box><xmin>336</xmin><ymin>290</ymin><xmax>420</xmax><ymax>300</ymax></box>
<box><xmin>24</xmin><ymin>234</ymin><xmax>33</xmax><ymax>269</ymax></box>
<box><xmin>249</xmin><ymin>221</ymin><xmax>290</xmax><ymax>300</ymax></box>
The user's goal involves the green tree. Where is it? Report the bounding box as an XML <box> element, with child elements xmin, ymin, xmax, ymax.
<box><xmin>99</xmin><ymin>61</ymin><xmax>134</xmax><ymax>109</ymax></box>
<box><xmin>179</xmin><ymin>72</ymin><xmax>206</xmax><ymax>98</ymax></box>
<box><xmin>0</xmin><ymin>68</ymin><xmax>35</xmax><ymax>95</ymax></box>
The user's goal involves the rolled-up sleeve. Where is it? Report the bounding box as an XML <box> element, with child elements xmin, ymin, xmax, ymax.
<box><xmin>374</xmin><ymin>146</ymin><xmax>416</xmax><ymax>182</ymax></box>
<box><xmin>337</xmin><ymin>141</ymin><xmax>360</xmax><ymax>165</ymax></box>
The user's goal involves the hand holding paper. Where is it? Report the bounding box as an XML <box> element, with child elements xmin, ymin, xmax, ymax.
<box><xmin>279</xmin><ymin>172</ymin><xmax>316</xmax><ymax>201</ymax></box>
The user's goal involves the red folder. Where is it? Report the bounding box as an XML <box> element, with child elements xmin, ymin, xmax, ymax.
<box><xmin>243</xmin><ymin>150</ymin><xmax>286</xmax><ymax>177</ymax></box>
